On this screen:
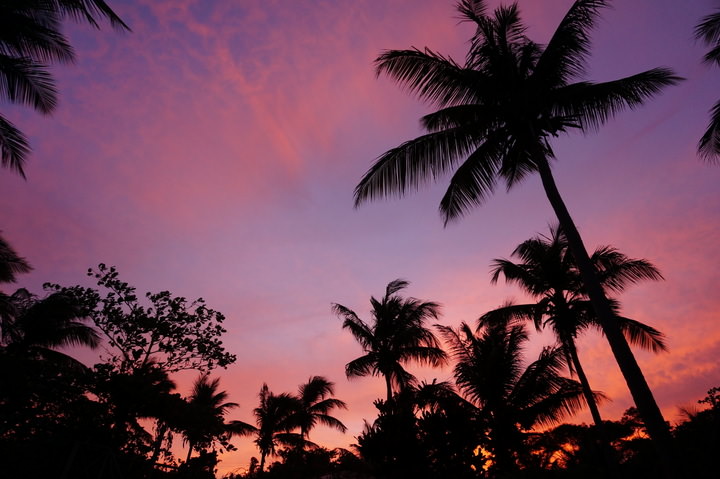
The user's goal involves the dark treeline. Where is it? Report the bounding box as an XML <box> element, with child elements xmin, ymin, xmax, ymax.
<box><xmin>2</xmin><ymin>232</ymin><xmax>720</xmax><ymax>479</ymax></box>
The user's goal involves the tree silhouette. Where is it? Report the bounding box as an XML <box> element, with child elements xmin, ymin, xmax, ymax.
<box><xmin>47</xmin><ymin>264</ymin><xmax>236</xmax><ymax>374</ymax></box>
<box><xmin>695</xmin><ymin>8</ymin><xmax>720</xmax><ymax>162</ymax></box>
<box><xmin>333</xmin><ymin>279</ymin><xmax>446</xmax><ymax>403</ymax></box>
<box><xmin>438</xmin><ymin>320</ymin><xmax>588</xmax><ymax>477</ymax></box>
<box><xmin>0</xmin><ymin>0</ymin><xmax>128</xmax><ymax>176</ymax></box>
<box><xmin>481</xmin><ymin>225</ymin><xmax>666</xmax><ymax>434</ymax></box>
<box><xmin>181</xmin><ymin>375</ymin><xmax>239</xmax><ymax>464</ymax></box>
<box><xmin>295</xmin><ymin>376</ymin><xmax>347</xmax><ymax>445</ymax></box>
<box><xmin>232</xmin><ymin>384</ymin><xmax>303</xmax><ymax>472</ymax></box>
<box><xmin>354</xmin><ymin>0</ymin><xmax>679</xmax><ymax>459</ymax></box>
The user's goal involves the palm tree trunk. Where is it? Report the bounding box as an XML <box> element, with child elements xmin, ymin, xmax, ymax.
<box><xmin>566</xmin><ymin>337</ymin><xmax>622</xmax><ymax>478</ymax></box>
<box><xmin>536</xmin><ymin>158</ymin><xmax>675</xmax><ymax>477</ymax></box>
<box><xmin>385</xmin><ymin>375</ymin><xmax>393</xmax><ymax>405</ymax></box>
<box><xmin>260</xmin><ymin>451</ymin><xmax>267</xmax><ymax>472</ymax></box>
<box><xmin>185</xmin><ymin>440</ymin><xmax>194</xmax><ymax>464</ymax></box>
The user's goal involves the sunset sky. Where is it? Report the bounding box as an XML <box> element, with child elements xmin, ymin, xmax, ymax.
<box><xmin>1</xmin><ymin>0</ymin><xmax>719</xmax><ymax>474</ymax></box>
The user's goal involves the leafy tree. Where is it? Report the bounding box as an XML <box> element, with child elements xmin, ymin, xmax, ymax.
<box><xmin>46</xmin><ymin>263</ymin><xmax>236</xmax><ymax>374</ymax></box>
<box><xmin>0</xmin><ymin>0</ymin><xmax>129</xmax><ymax>176</ymax></box>
<box><xmin>695</xmin><ymin>8</ymin><xmax>720</xmax><ymax>162</ymax></box>
<box><xmin>438</xmin><ymin>319</ymin><xmax>588</xmax><ymax>477</ymax></box>
<box><xmin>333</xmin><ymin>279</ymin><xmax>447</xmax><ymax>403</ymax></box>
<box><xmin>481</xmin><ymin>226</ymin><xmax>666</xmax><ymax>439</ymax></box>
<box><xmin>354</xmin><ymin>0</ymin><xmax>679</xmax><ymax>458</ymax></box>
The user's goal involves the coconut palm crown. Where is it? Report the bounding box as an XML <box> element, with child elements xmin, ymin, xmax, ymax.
<box><xmin>333</xmin><ymin>279</ymin><xmax>447</xmax><ymax>403</ymax></box>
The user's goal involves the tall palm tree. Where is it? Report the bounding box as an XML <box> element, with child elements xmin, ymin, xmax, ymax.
<box><xmin>232</xmin><ymin>383</ymin><xmax>303</xmax><ymax>472</ymax></box>
<box><xmin>438</xmin><ymin>319</ymin><xmax>588</xmax><ymax>477</ymax></box>
<box><xmin>295</xmin><ymin>376</ymin><xmax>347</xmax><ymax>444</ymax></box>
<box><xmin>353</xmin><ymin>0</ymin><xmax>679</xmax><ymax>455</ymax></box>
<box><xmin>481</xmin><ymin>225</ymin><xmax>667</xmax><ymax>432</ymax></box>
<box><xmin>695</xmin><ymin>8</ymin><xmax>720</xmax><ymax>162</ymax></box>
<box><xmin>332</xmin><ymin>279</ymin><xmax>447</xmax><ymax>403</ymax></box>
<box><xmin>0</xmin><ymin>0</ymin><xmax>128</xmax><ymax>176</ymax></box>
<box><xmin>182</xmin><ymin>374</ymin><xmax>239</xmax><ymax>464</ymax></box>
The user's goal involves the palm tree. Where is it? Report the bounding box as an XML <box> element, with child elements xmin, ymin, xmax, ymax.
<box><xmin>353</xmin><ymin>0</ymin><xmax>679</xmax><ymax>455</ymax></box>
<box><xmin>438</xmin><ymin>320</ymin><xmax>588</xmax><ymax>477</ymax></box>
<box><xmin>0</xmin><ymin>0</ymin><xmax>128</xmax><ymax>176</ymax></box>
<box><xmin>332</xmin><ymin>279</ymin><xmax>447</xmax><ymax>403</ymax></box>
<box><xmin>695</xmin><ymin>8</ymin><xmax>720</xmax><ymax>162</ymax></box>
<box><xmin>181</xmin><ymin>375</ymin><xmax>239</xmax><ymax>464</ymax></box>
<box><xmin>232</xmin><ymin>383</ymin><xmax>303</xmax><ymax>472</ymax></box>
<box><xmin>1</xmin><ymin>288</ymin><xmax>100</xmax><ymax>363</ymax></box>
<box><xmin>295</xmin><ymin>376</ymin><xmax>347</xmax><ymax>445</ymax></box>
<box><xmin>481</xmin><ymin>225</ymin><xmax>667</xmax><ymax>433</ymax></box>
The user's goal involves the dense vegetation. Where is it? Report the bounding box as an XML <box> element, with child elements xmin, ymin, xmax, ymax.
<box><xmin>1</xmin><ymin>1</ymin><xmax>719</xmax><ymax>478</ymax></box>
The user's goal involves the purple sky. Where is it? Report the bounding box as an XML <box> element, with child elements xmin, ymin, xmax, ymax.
<box><xmin>1</xmin><ymin>0</ymin><xmax>719</xmax><ymax>474</ymax></box>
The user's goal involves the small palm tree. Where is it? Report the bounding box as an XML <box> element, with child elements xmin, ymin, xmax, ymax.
<box><xmin>296</xmin><ymin>376</ymin><xmax>347</xmax><ymax>445</ymax></box>
<box><xmin>333</xmin><ymin>279</ymin><xmax>447</xmax><ymax>403</ymax></box>
<box><xmin>0</xmin><ymin>0</ymin><xmax>128</xmax><ymax>176</ymax></box>
<box><xmin>354</xmin><ymin>0</ymin><xmax>679</xmax><ymax>452</ymax></box>
<box><xmin>438</xmin><ymin>320</ymin><xmax>588</xmax><ymax>477</ymax></box>
<box><xmin>481</xmin><ymin>226</ymin><xmax>666</xmax><ymax>432</ymax></box>
<box><xmin>695</xmin><ymin>8</ymin><xmax>720</xmax><ymax>161</ymax></box>
<box><xmin>232</xmin><ymin>384</ymin><xmax>303</xmax><ymax>472</ymax></box>
<box><xmin>182</xmin><ymin>375</ymin><xmax>239</xmax><ymax>464</ymax></box>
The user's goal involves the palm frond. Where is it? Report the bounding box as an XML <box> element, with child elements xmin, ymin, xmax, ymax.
<box><xmin>0</xmin><ymin>11</ymin><xmax>75</xmax><ymax>63</ymax></box>
<box><xmin>552</xmin><ymin>68</ymin><xmax>682</xmax><ymax>132</ymax></box>
<box><xmin>0</xmin><ymin>115</ymin><xmax>30</xmax><ymax>177</ymax></box>
<box><xmin>695</xmin><ymin>10</ymin><xmax>720</xmax><ymax>57</ymax></box>
<box><xmin>0</xmin><ymin>234</ymin><xmax>32</xmax><ymax>283</ymax></box>
<box><xmin>385</xmin><ymin>278</ymin><xmax>409</xmax><ymax>298</ymax></box>
<box><xmin>698</xmin><ymin>99</ymin><xmax>720</xmax><ymax>163</ymax></box>
<box><xmin>616</xmin><ymin>316</ymin><xmax>668</xmax><ymax>353</ymax></box>
<box><xmin>355</xmin><ymin>127</ymin><xmax>481</xmax><ymax>207</ymax></box>
<box><xmin>52</xmin><ymin>0</ymin><xmax>130</xmax><ymax>31</ymax></box>
<box><xmin>591</xmin><ymin>246</ymin><xmax>663</xmax><ymax>293</ymax></box>
<box><xmin>535</xmin><ymin>0</ymin><xmax>608</xmax><ymax>86</ymax></box>
<box><xmin>345</xmin><ymin>353</ymin><xmax>377</xmax><ymax>379</ymax></box>
<box><xmin>375</xmin><ymin>48</ymin><xmax>486</xmax><ymax>107</ymax></box>
<box><xmin>0</xmin><ymin>54</ymin><xmax>58</xmax><ymax>113</ymax></box>
<box><xmin>438</xmin><ymin>130</ymin><xmax>506</xmax><ymax>222</ymax></box>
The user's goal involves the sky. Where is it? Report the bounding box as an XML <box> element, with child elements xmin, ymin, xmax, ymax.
<box><xmin>1</xmin><ymin>0</ymin><xmax>719</xmax><ymax>474</ymax></box>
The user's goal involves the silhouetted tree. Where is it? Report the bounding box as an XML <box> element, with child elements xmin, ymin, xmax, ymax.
<box><xmin>0</xmin><ymin>0</ymin><xmax>128</xmax><ymax>176</ymax></box>
<box><xmin>295</xmin><ymin>376</ymin><xmax>347</xmax><ymax>445</ymax></box>
<box><xmin>481</xmin><ymin>226</ymin><xmax>666</xmax><ymax>440</ymax></box>
<box><xmin>438</xmin><ymin>319</ymin><xmax>587</xmax><ymax>477</ymax></box>
<box><xmin>181</xmin><ymin>375</ymin><xmax>240</xmax><ymax>466</ymax></box>
<box><xmin>353</xmin><ymin>0</ymin><xmax>680</xmax><ymax>458</ymax></box>
<box><xmin>232</xmin><ymin>384</ymin><xmax>302</xmax><ymax>472</ymax></box>
<box><xmin>47</xmin><ymin>264</ymin><xmax>236</xmax><ymax>374</ymax></box>
<box><xmin>695</xmin><ymin>8</ymin><xmax>720</xmax><ymax>162</ymax></box>
<box><xmin>333</xmin><ymin>279</ymin><xmax>447</xmax><ymax>403</ymax></box>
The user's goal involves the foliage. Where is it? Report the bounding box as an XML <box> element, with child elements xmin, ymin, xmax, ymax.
<box><xmin>0</xmin><ymin>0</ymin><xmax>129</xmax><ymax>176</ymax></box>
<box><xmin>695</xmin><ymin>8</ymin><xmax>720</xmax><ymax>162</ymax></box>
<box><xmin>46</xmin><ymin>264</ymin><xmax>236</xmax><ymax>374</ymax></box>
<box><xmin>333</xmin><ymin>279</ymin><xmax>447</xmax><ymax>403</ymax></box>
